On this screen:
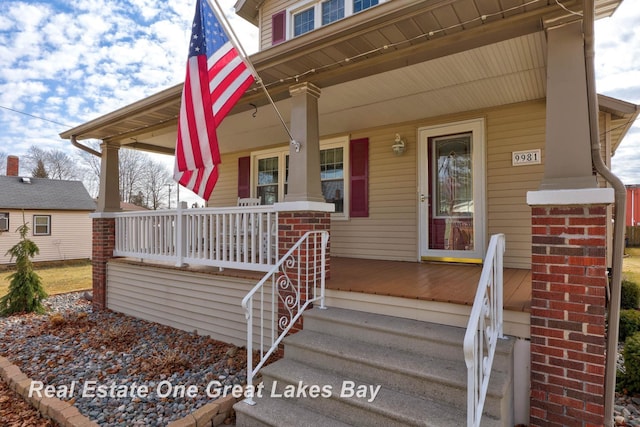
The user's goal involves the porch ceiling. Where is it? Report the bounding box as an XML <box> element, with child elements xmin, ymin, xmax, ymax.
<box><xmin>60</xmin><ymin>0</ymin><xmax>624</xmax><ymax>155</ymax></box>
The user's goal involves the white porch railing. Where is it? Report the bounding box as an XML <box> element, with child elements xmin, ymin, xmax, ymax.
<box><xmin>241</xmin><ymin>230</ymin><xmax>329</xmax><ymax>405</ymax></box>
<box><xmin>463</xmin><ymin>233</ymin><xmax>505</xmax><ymax>427</ymax></box>
<box><xmin>113</xmin><ymin>203</ymin><xmax>278</xmax><ymax>272</ymax></box>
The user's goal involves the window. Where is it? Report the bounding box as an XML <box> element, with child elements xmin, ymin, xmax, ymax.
<box><xmin>33</xmin><ymin>215</ymin><xmax>51</xmax><ymax>236</ymax></box>
<box><xmin>285</xmin><ymin>0</ymin><xmax>383</xmax><ymax>41</ymax></box>
<box><xmin>320</xmin><ymin>147</ymin><xmax>344</xmax><ymax>213</ymax></box>
<box><xmin>257</xmin><ymin>156</ymin><xmax>280</xmax><ymax>205</ymax></box>
<box><xmin>0</xmin><ymin>213</ymin><xmax>8</xmax><ymax>232</ymax></box>
<box><xmin>322</xmin><ymin>0</ymin><xmax>345</xmax><ymax>25</ymax></box>
<box><xmin>354</xmin><ymin>0</ymin><xmax>378</xmax><ymax>13</ymax></box>
<box><xmin>250</xmin><ymin>137</ymin><xmax>350</xmax><ymax>218</ymax></box>
<box><xmin>293</xmin><ymin>7</ymin><xmax>315</xmax><ymax>37</ymax></box>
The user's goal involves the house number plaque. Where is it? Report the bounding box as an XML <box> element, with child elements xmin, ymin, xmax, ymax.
<box><xmin>512</xmin><ymin>149</ymin><xmax>541</xmax><ymax>166</ymax></box>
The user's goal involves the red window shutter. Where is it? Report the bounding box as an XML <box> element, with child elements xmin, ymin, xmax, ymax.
<box><xmin>350</xmin><ymin>138</ymin><xmax>369</xmax><ymax>218</ymax></box>
<box><xmin>238</xmin><ymin>156</ymin><xmax>251</xmax><ymax>198</ymax></box>
<box><xmin>272</xmin><ymin>11</ymin><xmax>286</xmax><ymax>45</ymax></box>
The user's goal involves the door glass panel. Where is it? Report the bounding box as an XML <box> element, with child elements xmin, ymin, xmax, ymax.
<box><xmin>429</xmin><ymin>133</ymin><xmax>474</xmax><ymax>251</ymax></box>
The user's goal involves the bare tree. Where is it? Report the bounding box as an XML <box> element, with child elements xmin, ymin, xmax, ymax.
<box><xmin>144</xmin><ymin>160</ymin><xmax>173</xmax><ymax>209</ymax></box>
<box><xmin>119</xmin><ymin>148</ymin><xmax>147</xmax><ymax>203</ymax></box>
<box><xmin>77</xmin><ymin>144</ymin><xmax>174</xmax><ymax>207</ymax></box>
<box><xmin>24</xmin><ymin>146</ymin><xmax>78</xmax><ymax>180</ymax></box>
<box><xmin>47</xmin><ymin>149</ymin><xmax>78</xmax><ymax>180</ymax></box>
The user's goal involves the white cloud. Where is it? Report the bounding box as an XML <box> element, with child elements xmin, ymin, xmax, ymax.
<box><xmin>595</xmin><ymin>0</ymin><xmax>640</xmax><ymax>184</ymax></box>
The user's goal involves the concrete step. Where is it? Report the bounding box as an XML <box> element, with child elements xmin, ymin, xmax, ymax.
<box><xmin>235</xmin><ymin>307</ymin><xmax>515</xmax><ymax>427</ymax></box>
<box><xmin>303</xmin><ymin>307</ymin><xmax>513</xmax><ymax>370</ymax></box>
<box><xmin>261</xmin><ymin>358</ymin><xmax>499</xmax><ymax>427</ymax></box>
<box><xmin>234</xmin><ymin>395</ymin><xmax>353</xmax><ymax>427</ymax></box>
<box><xmin>283</xmin><ymin>329</ymin><xmax>510</xmax><ymax>419</ymax></box>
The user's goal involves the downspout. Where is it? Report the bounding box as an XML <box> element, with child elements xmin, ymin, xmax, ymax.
<box><xmin>583</xmin><ymin>1</ymin><xmax>626</xmax><ymax>425</ymax></box>
<box><xmin>71</xmin><ymin>135</ymin><xmax>101</xmax><ymax>157</ymax></box>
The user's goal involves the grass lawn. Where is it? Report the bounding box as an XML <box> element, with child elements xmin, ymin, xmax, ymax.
<box><xmin>0</xmin><ymin>260</ymin><xmax>92</xmax><ymax>298</ymax></box>
<box><xmin>624</xmin><ymin>247</ymin><xmax>640</xmax><ymax>285</ymax></box>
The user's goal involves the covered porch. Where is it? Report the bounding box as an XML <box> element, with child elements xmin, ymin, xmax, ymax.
<box><xmin>125</xmin><ymin>252</ymin><xmax>531</xmax><ymax>338</ymax></box>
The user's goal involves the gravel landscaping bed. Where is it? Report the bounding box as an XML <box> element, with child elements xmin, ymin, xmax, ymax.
<box><xmin>0</xmin><ymin>292</ymin><xmax>258</xmax><ymax>426</ymax></box>
<box><xmin>3</xmin><ymin>292</ymin><xmax>640</xmax><ymax>426</ymax></box>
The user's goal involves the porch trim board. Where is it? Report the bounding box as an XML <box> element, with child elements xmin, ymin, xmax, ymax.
<box><xmin>324</xmin><ymin>289</ymin><xmax>530</xmax><ymax>340</ymax></box>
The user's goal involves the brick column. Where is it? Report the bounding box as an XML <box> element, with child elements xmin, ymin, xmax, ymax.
<box><xmin>92</xmin><ymin>217</ymin><xmax>115</xmax><ymax>310</ymax></box>
<box><xmin>529</xmin><ymin>199</ymin><xmax>610</xmax><ymax>426</ymax></box>
<box><xmin>276</xmin><ymin>207</ymin><xmax>331</xmax><ymax>335</ymax></box>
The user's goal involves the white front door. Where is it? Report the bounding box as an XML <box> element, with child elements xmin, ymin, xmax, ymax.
<box><xmin>418</xmin><ymin>118</ymin><xmax>486</xmax><ymax>263</ymax></box>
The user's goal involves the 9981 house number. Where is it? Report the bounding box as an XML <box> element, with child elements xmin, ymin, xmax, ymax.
<box><xmin>512</xmin><ymin>149</ymin><xmax>541</xmax><ymax>166</ymax></box>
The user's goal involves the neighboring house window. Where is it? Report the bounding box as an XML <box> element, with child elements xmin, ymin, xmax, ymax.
<box><xmin>248</xmin><ymin>136</ymin><xmax>351</xmax><ymax>218</ymax></box>
<box><xmin>33</xmin><ymin>215</ymin><xmax>51</xmax><ymax>236</ymax></box>
<box><xmin>283</xmin><ymin>0</ymin><xmax>383</xmax><ymax>42</ymax></box>
<box><xmin>0</xmin><ymin>212</ymin><xmax>8</xmax><ymax>232</ymax></box>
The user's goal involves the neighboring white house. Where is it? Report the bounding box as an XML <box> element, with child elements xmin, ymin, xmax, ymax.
<box><xmin>0</xmin><ymin>156</ymin><xmax>96</xmax><ymax>265</ymax></box>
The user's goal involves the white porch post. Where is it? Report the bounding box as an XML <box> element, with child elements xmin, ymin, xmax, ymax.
<box><xmin>97</xmin><ymin>142</ymin><xmax>121</xmax><ymax>212</ymax></box>
<box><xmin>286</xmin><ymin>82</ymin><xmax>325</xmax><ymax>203</ymax></box>
<box><xmin>528</xmin><ymin>18</ymin><xmax>609</xmax><ymax>427</ymax></box>
<box><xmin>541</xmin><ymin>20</ymin><xmax>597</xmax><ymax>190</ymax></box>
<box><xmin>92</xmin><ymin>141</ymin><xmax>120</xmax><ymax>310</ymax></box>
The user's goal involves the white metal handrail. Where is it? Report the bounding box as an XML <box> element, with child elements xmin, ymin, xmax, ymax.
<box><xmin>463</xmin><ymin>233</ymin><xmax>505</xmax><ymax>427</ymax></box>
<box><xmin>113</xmin><ymin>203</ymin><xmax>278</xmax><ymax>272</ymax></box>
<box><xmin>241</xmin><ymin>230</ymin><xmax>329</xmax><ymax>405</ymax></box>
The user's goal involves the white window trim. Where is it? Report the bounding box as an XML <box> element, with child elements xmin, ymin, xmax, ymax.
<box><xmin>0</xmin><ymin>212</ymin><xmax>8</xmax><ymax>232</ymax></box>
<box><xmin>250</xmin><ymin>136</ymin><xmax>350</xmax><ymax>220</ymax></box>
<box><xmin>33</xmin><ymin>215</ymin><xmax>51</xmax><ymax>236</ymax></box>
<box><xmin>286</xmin><ymin>0</ymin><xmax>384</xmax><ymax>40</ymax></box>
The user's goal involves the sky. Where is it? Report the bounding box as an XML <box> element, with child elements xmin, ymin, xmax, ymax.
<box><xmin>0</xmin><ymin>0</ymin><xmax>639</xmax><ymax>206</ymax></box>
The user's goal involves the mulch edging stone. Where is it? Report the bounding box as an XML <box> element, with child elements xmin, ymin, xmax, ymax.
<box><xmin>0</xmin><ymin>355</ymin><xmax>238</xmax><ymax>427</ymax></box>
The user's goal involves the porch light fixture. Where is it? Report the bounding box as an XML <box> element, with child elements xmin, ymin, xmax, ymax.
<box><xmin>392</xmin><ymin>134</ymin><xmax>406</xmax><ymax>156</ymax></box>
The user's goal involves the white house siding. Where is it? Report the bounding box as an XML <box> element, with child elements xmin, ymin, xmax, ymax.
<box><xmin>260</xmin><ymin>0</ymin><xmax>290</xmax><ymax>51</ymax></box>
<box><xmin>486</xmin><ymin>101</ymin><xmax>546</xmax><ymax>269</ymax></box>
<box><xmin>106</xmin><ymin>260</ymin><xmax>273</xmax><ymax>347</ymax></box>
<box><xmin>332</xmin><ymin>101</ymin><xmax>547</xmax><ymax>267</ymax></box>
<box><xmin>0</xmin><ymin>209</ymin><xmax>92</xmax><ymax>264</ymax></box>
<box><xmin>331</xmin><ymin>123</ymin><xmax>418</xmax><ymax>261</ymax></box>
<box><xmin>206</xmin><ymin>100</ymin><xmax>618</xmax><ymax>269</ymax></box>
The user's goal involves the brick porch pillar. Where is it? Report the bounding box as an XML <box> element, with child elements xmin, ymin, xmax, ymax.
<box><xmin>92</xmin><ymin>216</ymin><xmax>116</xmax><ymax>310</ymax></box>
<box><xmin>528</xmin><ymin>189</ymin><xmax>613</xmax><ymax>427</ymax></box>
<box><xmin>275</xmin><ymin>203</ymin><xmax>333</xmax><ymax>334</ymax></box>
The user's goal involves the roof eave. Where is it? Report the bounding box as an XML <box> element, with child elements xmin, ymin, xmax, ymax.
<box><xmin>59</xmin><ymin>83</ymin><xmax>183</xmax><ymax>140</ymax></box>
<box><xmin>599</xmin><ymin>94</ymin><xmax>640</xmax><ymax>155</ymax></box>
<box><xmin>234</xmin><ymin>0</ymin><xmax>261</xmax><ymax>26</ymax></box>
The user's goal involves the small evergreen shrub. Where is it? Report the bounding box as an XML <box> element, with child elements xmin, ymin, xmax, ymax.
<box><xmin>622</xmin><ymin>332</ymin><xmax>640</xmax><ymax>394</ymax></box>
<box><xmin>0</xmin><ymin>218</ymin><xmax>47</xmax><ymax>316</ymax></box>
<box><xmin>621</xmin><ymin>279</ymin><xmax>640</xmax><ymax>310</ymax></box>
<box><xmin>619</xmin><ymin>309</ymin><xmax>640</xmax><ymax>342</ymax></box>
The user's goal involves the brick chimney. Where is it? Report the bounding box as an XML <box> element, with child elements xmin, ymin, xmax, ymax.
<box><xmin>6</xmin><ymin>155</ymin><xmax>19</xmax><ymax>176</ymax></box>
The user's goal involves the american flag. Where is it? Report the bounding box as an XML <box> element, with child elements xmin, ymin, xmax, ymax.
<box><xmin>174</xmin><ymin>0</ymin><xmax>255</xmax><ymax>200</ymax></box>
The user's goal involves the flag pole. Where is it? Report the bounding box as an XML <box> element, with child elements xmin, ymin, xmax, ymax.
<box><xmin>208</xmin><ymin>0</ymin><xmax>300</xmax><ymax>152</ymax></box>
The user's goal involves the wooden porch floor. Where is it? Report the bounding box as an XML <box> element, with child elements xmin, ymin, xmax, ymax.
<box><xmin>328</xmin><ymin>257</ymin><xmax>532</xmax><ymax>313</ymax></box>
